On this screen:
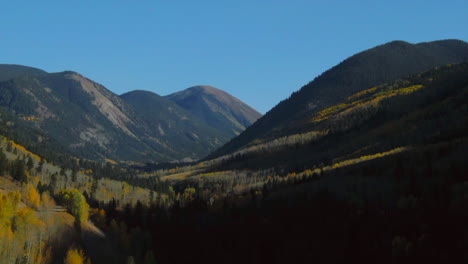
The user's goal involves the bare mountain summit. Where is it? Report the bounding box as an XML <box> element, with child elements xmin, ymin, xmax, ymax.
<box><xmin>166</xmin><ymin>85</ymin><xmax>262</xmax><ymax>137</ymax></box>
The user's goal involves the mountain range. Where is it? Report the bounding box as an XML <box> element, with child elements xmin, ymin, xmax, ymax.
<box><xmin>0</xmin><ymin>66</ymin><xmax>261</xmax><ymax>162</ymax></box>
<box><xmin>0</xmin><ymin>39</ymin><xmax>467</xmax><ymax>165</ymax></box>
<box><xmin>1</xmin><ymin>38</ymin><xmax>468</xmax><ymax>264</ymax></box>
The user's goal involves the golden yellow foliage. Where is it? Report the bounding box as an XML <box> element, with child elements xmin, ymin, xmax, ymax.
<box><xmin>329</xmin><ymin>147</ymin><xmax>407</xmax><ymax>170</ymax></box>
<box><xmin>347</xmin><ymin>85</ymin><xmax>381</xmax><ymax>101</ymax></box>
<box><xmin>105</xmin><ymin>158</ymin><xmax>118</xmax><ymax>165</ymax></box>
<box><xmin>64</xmin><ymin>248</ymin><xmax>87</xmax><ymax>264</ymax></box>
<box><xmin>40</xmin><ymin>192</ymin><xmax>56</xmax><ymax>210</ymax></box>
<box><xmin>79</xmin><ymin>169</ymin><xmax>93</xmax><ymax>174</ymax></box>
<box><xmin>9</xmin><ymin>140</ymin><xmax>42</xmax><ymax>161</ymax></box>
<box><xmin>0</xmin><ymin>191</ymin><xmax>21</xmax><ymax>226</ymax></box>
<box><xmin>16</xmin><ymin>207</ymin><xmax>45</xmax><ymax>228</ymax></box>
<box><xmin>311</xmin><ymin>84</ymin><xmax>424</xmax><ymax>124</ymax></box>
<box><xmin>23</xmin><ymin>183</ymin><xmax>41</xmax><ymax>209</ymax></box>
<box><xmin>0</xmin><ymin>191</ymin><xmax>49</xmax><ymax>264</ymax></box>
<box><xmin>20</xmin><ymin>116</ymin><xmax>40</xmax><ymax>121</ymax></box>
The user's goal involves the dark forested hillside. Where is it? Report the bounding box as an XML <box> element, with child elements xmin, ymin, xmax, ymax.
<box><xmin>120</xmin><ymin>90</ymin><xmax>232</xmax><ymax>159</ymax></box>
<box><xmin>209</xmin><ymin>39</ymin><xmax>468</xmax><ymax>158</ymax></box>
<box><xmin>208</xmin><ymin>63</ymin><xmax>468</xmax><ymax>172</ymax></box>
<box><xmin>104</xmin><ymin>62</ymin><xmax>467</xmax><ymax>264</ymax></box>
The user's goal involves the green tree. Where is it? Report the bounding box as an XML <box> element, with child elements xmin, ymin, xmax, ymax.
<box><xmin>11</xmin><ymin>159</ymin><xmax>27</xmax><ymax>183</ymax></box>
<box><xmin>26</xmin><ymin>157</ymin><xmax>34</xmax><ymax>171</ymax></box>
<box><xmin>58</xmin><ymin>189</ymin><xmax>89</xmax><ymax>224</ymax></box>
<box><xmin>37</xmin><ymin>158</ymin><xmax>44</xmax><ymax>173</ymax></box>
<box><xmin>50</xmin><ymin>173</ymin><xmax>58</xmax><ymax>192</ymax></box>
<box><xmin>71</xmin><ymin>168</ymin><xmax>78</xmax><ymax>182</ymax></box>
<box><xmin>0</xmin><ymin>148</ymin><xmax>7</xmax><ymax>175</ymax></box>
<box><xmin>6</xmin><ymin>142</ymin><xmax>12</xmax><ymax>152</ymax></box>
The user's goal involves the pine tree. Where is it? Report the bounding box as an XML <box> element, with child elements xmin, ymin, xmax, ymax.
<box><xmin>11</xmin><ymin>159</ymin><xmax>27</xmax><ymax>183</ymax></box>
<box><xmin>37</xmin><ymin>158</ymin><xmax>44</xmax><ymax>173</ymax></box>
<box><xmin>0</xmin><ymin>148</ymin><xmax>7</xmax><ymax>175</ymax></box>
<box><xmin>71</xmin><ymin>168</ymin><xmax>78</xmax><ymax>182</ymax></box>
<box><xmin>6</xmin><ymin>142</ymin><xmax>12</xmax><ymax>152</ymax></box>
<box><xmin>26</xmin><ymin>157</ymin><xmax>34</xmax><ymax>171</ymax></box>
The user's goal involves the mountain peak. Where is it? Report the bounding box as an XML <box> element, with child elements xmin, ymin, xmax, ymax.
<box><xmin>189</xmin><ymin>85</ymin><xmax>218</xmax><ymax>91</ymax></box>
<box><xmin>171</xmin><ymin>85</ymin><xmax>226</xmax><ymax>98</ymax></box>
<box><xmin>386</xmin><ymin>40</ymin><xmax>411</xmax><ymax>46</ymax></box>
<box><xmin>0</xmin><ymin>64</ymin><xmax>48</xmax><ymax>81</ymax></box>
<box><xmin>121</xmin><ymin>90</ymin><xmax>161</xmax><ymax>98</ymax></box>
<box><xmin>166</xmin><ymin>85</ymin><xmax>262</xmax><ymax>136</ymax></box>
<box><xmin>187</xmin><ymin>85</ymin><xmax>226</xmax><ymax>95</ymax></box>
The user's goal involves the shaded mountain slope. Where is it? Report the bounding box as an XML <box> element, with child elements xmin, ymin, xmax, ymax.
<box><xmin>120</xmin><ymin>90</ymin><xmax>231</xmax><ymax>160</ymax></box>
<box><xmin>166</xmin><ymin>85</ymin><xmax>262</xmax><ymax>137</ymax></box>
<box><xmin>209</xmin><ymin>39</ymin><xmax>468</xmax><ymax>158</ymax></box>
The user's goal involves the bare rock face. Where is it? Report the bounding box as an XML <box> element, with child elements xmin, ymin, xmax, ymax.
<box><xmin>68</xmin><ymin>73</ymin><xmax>137</xmax><ymax>138</ymax></box>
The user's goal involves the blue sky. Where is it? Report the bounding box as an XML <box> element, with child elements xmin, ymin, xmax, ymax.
<box><xmin>1</xmin><ymin>1</ymin><xmax>467</xmax><ymax>113</ymax></box>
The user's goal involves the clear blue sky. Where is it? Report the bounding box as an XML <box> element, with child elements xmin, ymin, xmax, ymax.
<box><xmin>1</xmin><ymin>1</ymin><xmax>467</xmax><ymax>113</ymax></box>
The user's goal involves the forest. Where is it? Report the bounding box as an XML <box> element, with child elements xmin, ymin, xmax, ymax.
<box><xmin>0</xmin><ymin>62</ymin><xmax>467</xmax><ymax>264</ymax></box>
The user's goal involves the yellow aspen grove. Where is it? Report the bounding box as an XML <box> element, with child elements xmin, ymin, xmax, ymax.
<box><xmin>23</xmin><ymin>183</ymin><xmax>40</xmax><ymax>209</ymax></box>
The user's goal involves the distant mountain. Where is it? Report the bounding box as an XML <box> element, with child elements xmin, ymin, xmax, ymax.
<box><xmin>120</xmin><ymin>90</ymin><xmax>232</xmax><ymax>159</ymax></box>
<box><xmin>0</xmin><ymin>67</ymin><xmax>260</xmax><ymax>162</ymax></box>
<box><xmin>0</xmin><ymin>70</ymin><xmax>154</xmax><ymax>161</ymax></box>
<box><xmin>208</xmin><ymin>39</ymin><xmax>468</xmax><ymax>158</ymax></box>
<box><xmin>166</xmin><ymin>85</ymin><xmax>262</xmax><ymax>137</ymax></box>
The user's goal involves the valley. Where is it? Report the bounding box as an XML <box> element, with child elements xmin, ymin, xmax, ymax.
<box><xmin>1</xmin><ymin>39</ymin><xmax>467</xmax><ymax>264</ymax></box>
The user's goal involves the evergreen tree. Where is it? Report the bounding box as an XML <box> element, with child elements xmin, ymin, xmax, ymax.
<box><xmin>26</xmin><ymin>156</ymin><xmax>34</xmax><ymax>171</ymax></box>
<box><xmin>37</xmin><ymin>157</ymin><xmax>44</xmax><ymax>173</ymax></box>
<box><xmin>0</xmin><ymin>148</ymin><xmax>7</xmax><ymax>175</ymax></box>
<box><xmin>6</xmin><ymin>142</ymin><xmax>12</xmax><ymax>152</ymax></box>
<box><xmin>71</xmin><ymin>168</ymin><xmax>78</xmax><ymax>182</ymax></box>
<box><xmin>11</xmin><ymin>158</ymin><xmax>27</xmax><ymax>183</ymax></box>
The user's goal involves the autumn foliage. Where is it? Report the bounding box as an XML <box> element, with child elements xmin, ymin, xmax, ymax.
<box><xmin>64</xmin><ymin>248</ymin><xmax>88</xmax><ymax>264</ymax></box>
